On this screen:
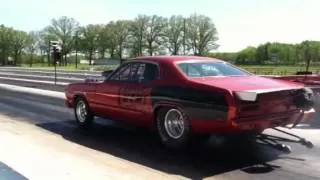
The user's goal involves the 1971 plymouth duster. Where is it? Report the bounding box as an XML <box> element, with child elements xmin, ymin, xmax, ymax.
<box><xmin>65</xmin><ymin>56</ymin><xmax>315</xmax><ymax>149</ymax></box>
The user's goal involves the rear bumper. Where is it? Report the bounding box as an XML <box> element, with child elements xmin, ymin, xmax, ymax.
<box><xmin>234</xmin><ymin>109</ymin><xmax>315</xmax><ymax>131</ymax></box>
<box><xmin>191</xmin><ymin>108</ymin><xmax>316</xmax><ymax>134</ymax></box>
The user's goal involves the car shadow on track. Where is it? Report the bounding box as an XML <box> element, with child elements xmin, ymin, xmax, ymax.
<box><xmin>36</xmin><ymin>119</ymin><xmax>297</xmax><ymax>179</ymax></box>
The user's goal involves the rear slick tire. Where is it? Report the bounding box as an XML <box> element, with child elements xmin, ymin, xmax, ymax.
<box><xmin>156</xmin><ymin>107</ymin><xmax>192</xmax><ymax>149</ymax></box>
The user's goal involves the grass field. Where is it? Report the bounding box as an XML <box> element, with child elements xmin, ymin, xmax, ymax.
<box><xmin>20</xmin><ymin>63</ymin><xmax>117</xmax><ymax>71</ymax></box>
<box><xmin>20</xmin><ymin>63</ymin><xmax>320</xmax><ymax>75</ymax></box>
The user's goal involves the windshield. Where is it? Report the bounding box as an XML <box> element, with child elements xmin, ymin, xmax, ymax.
<box><xmin>177</xmin><ymin>61</ymin><xmax>250</xmax><ymax>77</ymax></box>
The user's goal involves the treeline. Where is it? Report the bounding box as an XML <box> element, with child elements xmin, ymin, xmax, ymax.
<box><xmin>0</xmin><ymin>14</ymin><xmax>218</xmax><ymax>66</ymax></box>
<box><xmin>210</xmin><ymin>41</ymin><xmax>320</xmax><ymax>66</ymax></box>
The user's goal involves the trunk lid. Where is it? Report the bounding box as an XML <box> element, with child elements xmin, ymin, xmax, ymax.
<box><xmin>190</xmin><ymin>75</ymin><xmax>303</xmax><ymax>92</ymax></box>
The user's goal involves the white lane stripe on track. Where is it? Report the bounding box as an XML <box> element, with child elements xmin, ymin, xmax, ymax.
<box><xmin>0</xmin><ymin>67</ymin><xmax>102</xmax><ymax>73</ymax></box>
<box><xmin>0</xmin><ymin>69</ymin><xmax>101</xmax><ymax>76</ymax></box>
<box><xmin>0</xmin><ymin>77</ymin><xmax>70</xmax><ymax>86</ymax></box>
<box><xmin>0</xmin><ymin>83</ymin><xmax>65</xmax><ymax>99</ymax></box>
<box><xmin>0</xmin><ymin>72</ymin><xmax>84</xmax><ymax>81</ymax></box>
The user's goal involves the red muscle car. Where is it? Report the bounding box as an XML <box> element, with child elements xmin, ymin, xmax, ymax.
<box><xmin>65</xmin><ymin>56</ymin><xmax>315</xmax><ymax>149</ymax></box>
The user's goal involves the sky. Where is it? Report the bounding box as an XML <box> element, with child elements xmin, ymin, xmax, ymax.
<box><xmin>0</xmin><ymin>0</ymin><xmax>320</xmax><ymax>52</ymax></box>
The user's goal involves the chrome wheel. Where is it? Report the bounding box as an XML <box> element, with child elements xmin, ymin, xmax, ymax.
<box><xmin>164</xmin><ymin>109</ymin><xmax>185</xmax><ymax>139</ymax></box>
<box><xmin>76</xmin><ymin>100</ymin><xmax>87</xmax><ymax>123</ymax></box>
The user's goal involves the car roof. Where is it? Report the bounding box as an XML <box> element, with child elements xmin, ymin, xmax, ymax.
<box><xmin>131</xmin><ymin>56</ymin><xmax>224</xmax><ymax>64</ymax></box>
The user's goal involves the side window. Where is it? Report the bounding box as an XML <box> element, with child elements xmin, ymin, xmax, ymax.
<box><xmin>188</xmin><ymin>65</ymin><xmax>201</xmax><ymax>77</ymax></box>
<box><xmin>120</xmin><ymin>65</ymin><xmax>131</xmax><ymax>81</ymax></box>
<box><xmin>140</xmin><ymin>63</ymin><xmax>159</xmax><ymax>82</ymax></box>
<box><xmin>109</xmin><ymin>62</ymin><xmax>159</xmax><ymax>82</ymax></box>
<box><xmin>109</xmin><ymin>63</ymin><xmax>131</xmax><ymax>81</ymax></box>
<box><xmin>131</xmin><ymin>63</ymin><xmax>146</xmax><ymax>81</ymax></box>
<box><xmin>178</xmin><ymin>64</ymin><xmax>201</xmax><ymax>77</ymax></box>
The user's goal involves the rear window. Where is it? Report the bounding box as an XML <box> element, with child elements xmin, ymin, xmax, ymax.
<box><xmin>177</xmin><ymin>61</ymin><xmax>250</xmax><ymax>77</ymax></box>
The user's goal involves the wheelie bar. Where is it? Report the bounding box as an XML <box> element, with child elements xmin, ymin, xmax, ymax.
<box><xmin>272</xmin><ymin>127</ymin><xmax>313</xmax><ymax>148</ymax></box>
<box><xmin>256</xmin><ymin>127</ymin><xmax>313</xmax><ymax>153</ymax></box>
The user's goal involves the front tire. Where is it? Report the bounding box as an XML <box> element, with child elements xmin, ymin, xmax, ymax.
<box><xmin>156</xmin><ymin>107</ymin><xmax>192</xmax><ymax>149</ymax></box>
<box><xmin>74</xmin><ymin>97</ymin><xmax>94</xmax><ymax>128</ymax></box>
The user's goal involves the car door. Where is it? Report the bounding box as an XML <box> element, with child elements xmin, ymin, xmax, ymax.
<box><xmin>94</xmin><ymin>63</ymin><xmax>131</xmax><ymax>120</ymax></box>
<box><xmin>118</xmin><ymin>62</ymin><xmax>160</xmax><ymax>124</ymax></box>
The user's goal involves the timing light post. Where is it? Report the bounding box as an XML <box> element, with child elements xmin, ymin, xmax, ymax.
<box><xmin>49</xmin><ymin>41</ymin><xmax>62</xmax><ymax>85</ymax></box>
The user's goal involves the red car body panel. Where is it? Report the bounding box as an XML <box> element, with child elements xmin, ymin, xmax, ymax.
<box><xmin>65</xmin><ymin>56</ymin><xmax>315</xmax><ymax>134</ymax></box>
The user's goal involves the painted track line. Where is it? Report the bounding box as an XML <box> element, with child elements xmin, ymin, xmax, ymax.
<box><xmin>0</xmin><ymin>67</ymin><xmax>102</xmax><ymax>73</ymax></box>
<box><xmin>0</xmin><ymin>83</ymin><xmax>65</xmax><ymax>99</ymax></box>
<box><xmin>0</xmin><ymin>72</ymin><xmax>83</xmax><ymax>81</ymax></box>
<box><xmin>0</xmin><ymin>69</ymin><xmax>101</xmax><ymax>76</ymax></box>
<box><xmin>0</xmin><ymin>77</ymin><xmax>69</xmax><ymax>86</ymax></box>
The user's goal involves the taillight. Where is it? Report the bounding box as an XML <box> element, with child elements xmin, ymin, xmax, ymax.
<box><xmin>236</xmin><ymin>99</ymin><xmax>260</xmax><ymax>118</ymax></box>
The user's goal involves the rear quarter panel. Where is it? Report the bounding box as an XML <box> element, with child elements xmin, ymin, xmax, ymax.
<box><xmin>151</xmin><ymin>81</ymin><xmax>235</xmax><ymax>133</ymax></box>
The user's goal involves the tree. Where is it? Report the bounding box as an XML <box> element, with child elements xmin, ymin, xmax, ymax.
<box><xmin>0</xmin><ymin>25</ymin><xmax>14</xmax><ymax>65</ymax></box>
<box><xmin>164</xmin><ymin>15</ymin><xmax>184</xmax><ymax>55</ymax></box>
<box><xmin>236</xmin><ymin>46</ymin><xmax>257</xmax><ymax>64</ymax></box>
<box><xmin>209</xmin><ymin>52</ymin><xmax>238</xmax><ymax>62</ymax></box>
<box><xmin>104</xmin><ymin>22</ymin><xmax>118</xmax><ymax>58</ymax></box>
<box><xmin>38</xmin><ymin>32</ymin><xmax>57</xmax><ymax>66</ymax></box>
<box><xmin>145</xmin><ymin>15</ymin><xmax>167</xmax><ymax>56</ymax></box>
<box><xmin>37</xmin><ymin>30</ymin><xmax>51</xmax><ymax>64</ymax></box>
<box><xmin>186</xmin><ymin>14</ymin><xmax>219</xmax><ymax>56</ymax></box>
<box><xmin>45</xmin><ymin>16</ymin><xmax>80</xmax><ymax>66</ymax></box>
<box><xmin>255</xmin><ymin>43</ymin><xmax>270</xmax><ymax>64</ymax></box>
<box><xmin>297</xmin><ymin>41</ymin><xmax>320</xmax><ymax>71</ymax></box>
<box><xmin>97</xmin><ymin>25</ymin><xmax>110</xmax><ymax>59</ymax></box>
<box><xmin>114</xmin><ymin>20</ymin><xmax>131</xmax><ymax>59</ymax></box>
<box><xmin>26</xmin><ymin>31</ymin><xmax>39</xmax><ymax>67</ymax></box>
<box><xmin>79</xmin><ymin>24</ymin><xmax>101</xmax><ymax>65</ymax></box>
<box><xmin>11</xmin><ymin>30</ymin><xmax>28</xmax><ymax>65</ymax></box>
<box><xmin>129</xmin><ymin>15</ymin><xmax>149</xmax><ymax>56</ymax></box>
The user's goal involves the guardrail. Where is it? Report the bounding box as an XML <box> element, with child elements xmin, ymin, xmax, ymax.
<box><xmin>0</xmin><ymin>67</ymin><xmax>100</xmax><ymax>86</ymax></box>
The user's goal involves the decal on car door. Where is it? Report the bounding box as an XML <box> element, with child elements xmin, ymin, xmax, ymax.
<box><xmin>119</xmin><ymin>86</ymin><xmax>146</xmax><ymax>107</ymax></box>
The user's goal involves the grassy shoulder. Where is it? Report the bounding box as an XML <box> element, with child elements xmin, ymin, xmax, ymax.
<box><xmin>20</xmin><ymin>63</ymin><xmax>320</xmax><ymax>75</ymax></box>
